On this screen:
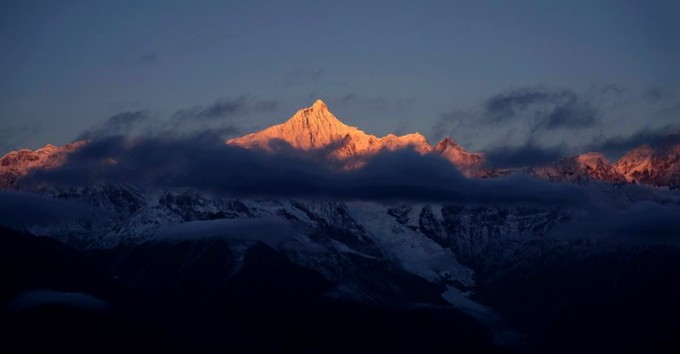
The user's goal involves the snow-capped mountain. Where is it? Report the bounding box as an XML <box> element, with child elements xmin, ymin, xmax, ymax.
<box><xmin>530</xmin><ymin>152</ymin><xmax>626</xmax><ymax>184</ymax></box>
<box><xmin>615</xmin><ymin>140</ymin><xmax>680</xmax><ymax>188</ymax></box>
<box><xmin>0</xmin><ymin>99</ymin><xmax>677</xmax><ymax>308</ymax></box>
<box><xmin>0</xmin><ymin>141</ymin><xmax>86</xmax><ymax>188</ymax></box>
<box><xmin>529</xmin><ymin>143</ymin><xmax>680</xmax><ymax>188</ymax></box>
<box><xmin>434</xmin><ymin>137</ymin><xmax>485</xmax><ymax>175</ymax></box>
<box><xmin>227</xmin><ymin>99</ymin><xmax>483</xmax><ymax>172</ymax></box>
<box><xmin>22</xmin><ymin>186</ymin><xmax>483</xmax><ymax>302</ymax></box>
<box><xmin>2</xmin><ymin>99</ymin><xmax>679</xmax><ymax>188</ymax></box>
<box><xmin>2</xmin><ymin>100</ymin><xmax>680</xmax><ymax>352</ymax></box>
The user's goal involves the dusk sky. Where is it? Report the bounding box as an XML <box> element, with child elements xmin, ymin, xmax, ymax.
<box><xmin>1</xmin><ymin>0</ymin><xmax>678</xmax><ymax>159</ymax></box>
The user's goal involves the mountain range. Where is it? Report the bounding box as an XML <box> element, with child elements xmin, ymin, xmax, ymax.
<box><xmin>1</xmin><ymin>99</ymin><xmax>679</xmax><ymax>353</ymax></box>
<box><xmin>2</xmin><ymin>99</ymin><xmax>678</xmax><ymax>189</ymax></box>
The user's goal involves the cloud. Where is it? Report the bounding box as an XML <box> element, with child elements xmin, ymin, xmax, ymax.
<box><xmin>171</xmin><ymin>96</ymin><xmax>278</xmax><ymax>122</ymax></box>
<box><xmin>552</xmin><ymin>200</ymin><xmax>680</xmax><ymax>246</ymax></box>
<box><xmin>431</xmin><ymin>109</ymin><xmax>480</xmax><ymax>142</ymax></box>
<box><xmin>586</xmin><ymin>127</ymin><xmax>680</xmax><ymax>159</ymax></box>
<box><xmin>74</xmin><ymin>96</ymin><xmax>280</xmax><ymax>142</ymax></box>
<box><xmin>284</xmin><ymin>68</ymin><xmax>324</xmax><ymax>86</ymax></box>
<box><xmin>484</xmin><ymin>87</ymin><xmax>598</xmax><ymax>130</ymax></box>
<box><xmin>23</xmin><ymin>133</ymin><xmax>587</xmax><ymax>206</ymax></box>
<box><xmin>77</xmin><ymin>110</ymin><xmax>150</xmax><ymax>141</ymax></box>
<box><xmin>0</xmin><ymin>190</ymin><xmax>95</xmax><ymax>229</ymax></box>
<box><xmin>432</xmin><ymin>86</ymin><xmax>600</xmax><ymax>151</ymax></box>
<box><xmin>642</xmin><ymin>87</ymin><xmax>663</xmax><ymax>103</ymax></box>
<box><xmin>593</xmin><ymin>83</ymin><xmax>625</xmax><ymax>96</ymax></box>
<box><xmin>483</xmin><ymin>141</ymin><xmax>570</xmax><ymax>168</ymax></box>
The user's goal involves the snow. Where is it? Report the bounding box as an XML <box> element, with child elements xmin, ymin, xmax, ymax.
<box><xmin>347</xmin><ymin>202</ymin><xmax>475</xmax><ymax>287</ymax></box>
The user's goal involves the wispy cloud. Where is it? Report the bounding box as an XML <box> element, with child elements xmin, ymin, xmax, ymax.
<box><xmin>170</xmin><ymin>96</ymin><xmax>278</xmax><ymax>122</ymax></box>
<box><xmin>77</xmin><ymin>110</ymin><xmax>150</xmax><ymax>140</ymax></box>
<box><xmin>432</xmin><ymin>86</ymin><xmax>599</xmax><ymax>152</ymax></box>
<box><xmin>75</xmin><ymin>96</ymin><xmax>279</xmax><ymax>142</ymax></box>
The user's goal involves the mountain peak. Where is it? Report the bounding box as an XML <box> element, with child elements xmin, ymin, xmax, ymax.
<box><xmin>435</xmin><ymin>137</ymin><xmax>460</xmax><ymax>151</ymax></box>
<box><xmin>310</xmin><ymin>99</ymin><xmax>328</xmax><ymax>111</ymax></box>
<box><xmin>1</xmin><ymin>140</ymin><xmax>86</xmax><ymax>188</ymax></box>
<box><xmin>433</xmin><ymin>137</ymin><xmax>484</xmax><ymax>174</ymax></box>
<box><xmin>289</xmin><ymin>99</ymin><xmax>344</xmax><ymax>127</ymax></box>
<box><xmin>227</xmin><ymin>100</ymin><xmax>484</xmax><ymax>172</ymax></box>
<box><xmin>227</xmin><ymin>99</ymin><xmax>367</xmax><ymax>152</ymax></box>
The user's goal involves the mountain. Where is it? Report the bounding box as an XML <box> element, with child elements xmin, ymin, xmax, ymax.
<box><xmin>1</xmin><ymin>99</ymin><xmax>679</xmax><ymax>189</ymax></box>
<box><xmin>434</xmin><ymin>137</ymin><xmax>485</xmax><ymax>172</ymax></box>
<box><xmin>227</xmin><ymin>99</ymin><xmax>482</xmax><ymax>172</ymax></box>
<box><xmin>529</xmin><ymin>143</ymin><xmax>680</xmax><ymax>188</ymax></box>
<box><xmin>3</xmin><ymin>181</ymin><xmax>679</xmax><ymax>353</ymax></box>
<box><xmin>530</xmin><ymin>152</ymin><xmax>626</xmax><ymax>184</ymax></box>
<box><xmin>0</xmin><ymin>141</ymin><xmax>85</xmax><ymax>188</ymax></box>
<box><xmin>2</xmin><ymin>100</ymin><xmax>680</xmax><ymax>352</ymax></box>
<box><xmin>615</xmin><ymin>141</ymin><xmax>680</xmax><ymax>188</ymax></box>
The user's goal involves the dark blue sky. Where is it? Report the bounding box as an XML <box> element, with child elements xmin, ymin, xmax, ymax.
<box><xmin>1</xmin><ymin>0</ymin><xmax>678</xmax><ymax>158</ymax></box>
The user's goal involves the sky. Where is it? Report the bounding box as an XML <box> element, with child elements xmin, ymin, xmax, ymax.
<box><xmin>1</xmin><ymin>0</ymin><xmax>679</xmax><ymax>160</ymax></box>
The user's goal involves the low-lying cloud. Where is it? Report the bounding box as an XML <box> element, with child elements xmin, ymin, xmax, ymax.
<box><xmin>483</xmin><ymin>142</ymin><xmax>570</xmax><ymax>168</ymax></box>
<box><xmin>0</xmin><ymin>190</ymin><xmax>96</xmax><ymax>229</ymax></box>
<box><xmin>551</xmin><ymin>200</ymin><xmax>680</xmax><ymax>246</ymax></box>
<box><xmin>23</xmin><ymin>133</ymin><xmax>587</xmax><ymax>206</ymax></box>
